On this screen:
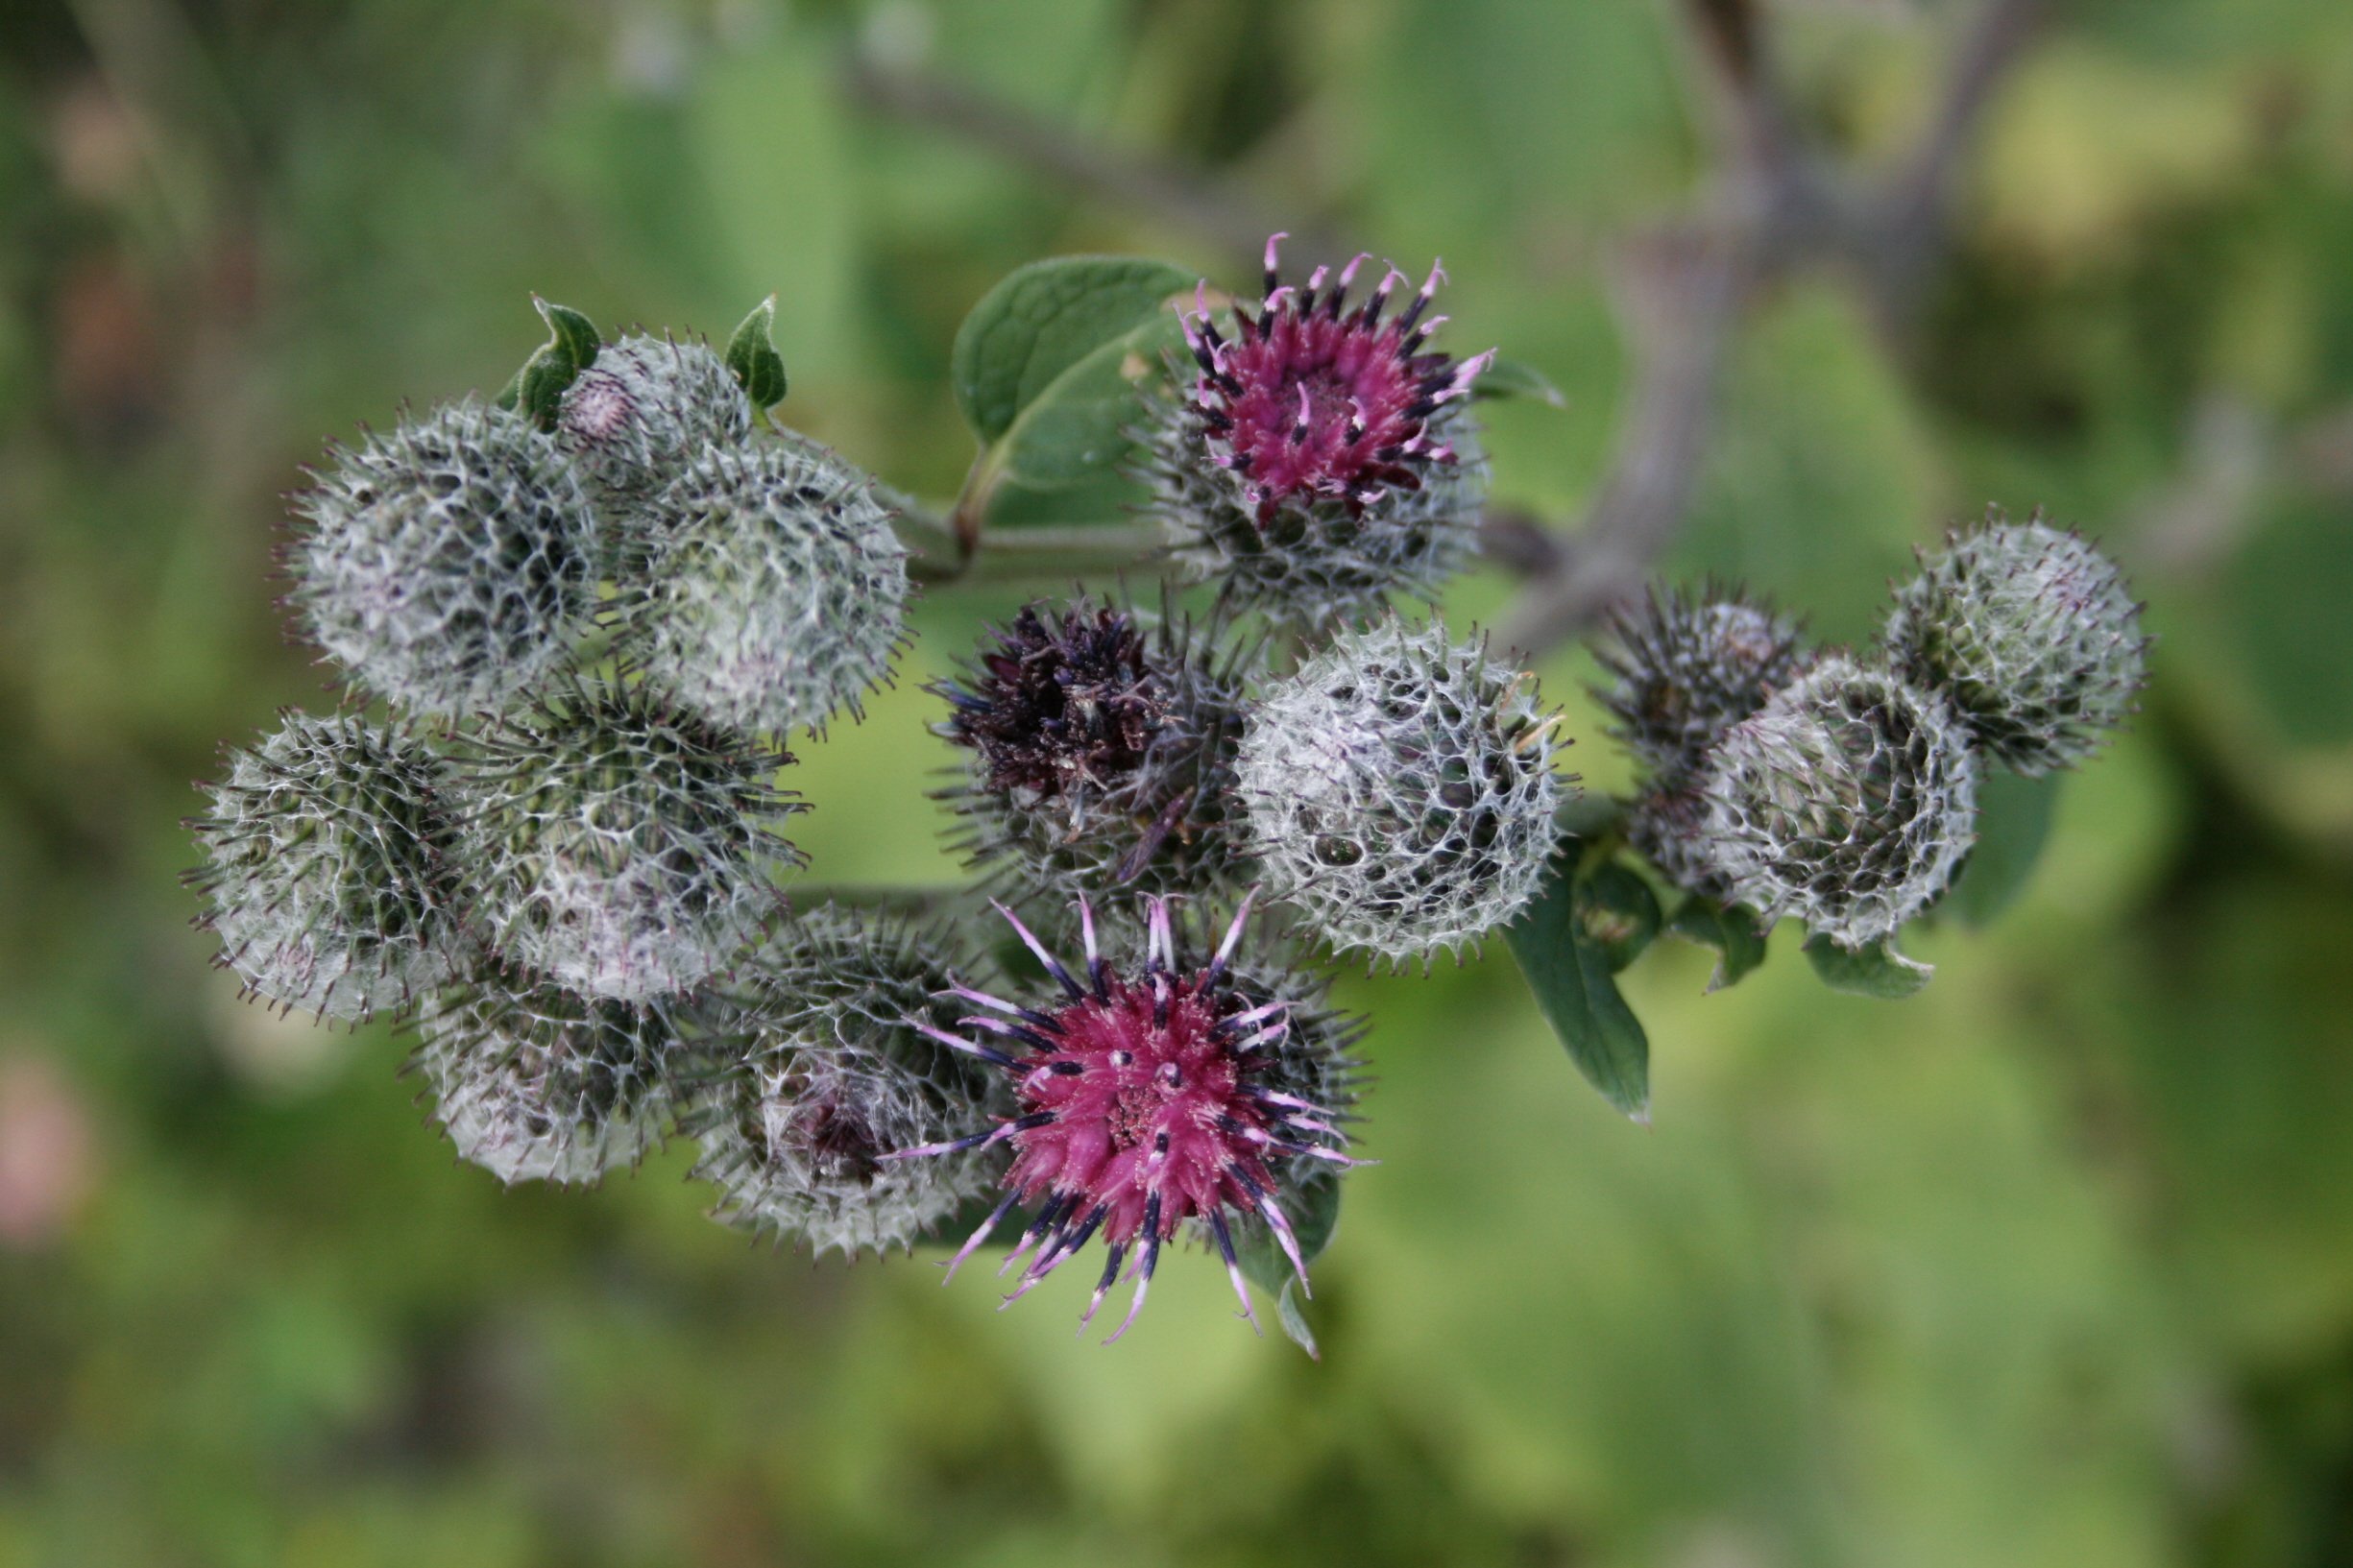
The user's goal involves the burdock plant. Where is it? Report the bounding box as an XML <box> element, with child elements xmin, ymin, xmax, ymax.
<box><xmin>185</xmin><ymin>248</ymin><xmax>2147</xmax><ymax>1354</ymax></box>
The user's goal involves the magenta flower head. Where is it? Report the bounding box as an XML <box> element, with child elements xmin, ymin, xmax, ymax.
<box><xmin>1140</xmin><ymin>234</ymin><xmax>1494</xmax><ymax>625</ymax></box>
<box><xmin>888</xmin><ymin>894</ymin><xmax>1360</xmax><ymax>1344</ymax></box>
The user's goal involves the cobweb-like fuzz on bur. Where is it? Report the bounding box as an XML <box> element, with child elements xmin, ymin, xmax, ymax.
<box><xmin>626</xmin><ymin>443</ymin><xmax>909</xmax><ymax>738</ymax></box>
<box><xmin>1594</xmin><ymin>584</ymin><xmax>1810</xmax><ymax>785</ymax></box>
<box><xmin>685</xmin><ymin>906</ymin><xmax>1005</xmax><ymax>1259</ymax></box>
<box><xmin>410</xmin><ymin>976</ymin><xmax>683</xmax><ymax>1186</ymax></box>
<box><xmin>889</xmin><ymin>896</ymin><xmax>1362</xmax><ymax>1343</ymax></box>
<box><xmin>186</xmin><ymin>712</ymin><xmax>467</xmax><ymax>1023</ymax></box>
<box><xmin>933</xmin><ymin>597</ymin><xmax>1254</xmax><ymax>904</ymax></box>
<box><xmin>1695</xmin><ymin>657</ymin><xmax>1980</xmax><ymax>949</ymax></box>
<box><xmin>1885</xmin><ymin>512</ymin><xmax>2148</xmax><ymax>776</ymax></box>
<box><xmin>287</xmin><ymin>398</ymin><xmax>600</xmax><ymax>717</ymax></box>
<box><xmin>557</xmin><ymin>333</ymin><xmax>754</xmax><ymax>524</ymax></box>
<box><xmin>1237</xmin><ymin>618</ymin><xmax>1569</xmax><ymax>965</ymax></box>
<box><xmin>449</xmin><ymin>684</ymin><xmax>801</xmax><ymax>1001</ymax></box>
<box><xmin>1137</xmin><ymin>235</ymin><xmax>1492</xmax><ymax>627</ymax></box>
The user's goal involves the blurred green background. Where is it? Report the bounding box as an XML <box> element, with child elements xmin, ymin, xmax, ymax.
<box><xmin>5</xmin><ymin>0</ymin><xmax>2353</xmax><ymax>1563</ymax></box>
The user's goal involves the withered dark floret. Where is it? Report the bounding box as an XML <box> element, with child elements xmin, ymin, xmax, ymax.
<box><xmin>937</xmin><ymin>603</ymin><xmax>1168</xmax><ymax>799</ymax></box>
<box><xmin>933</xmin><ymin>598</ymin><xmax>1255</xmax><ymax>903</ymax></box>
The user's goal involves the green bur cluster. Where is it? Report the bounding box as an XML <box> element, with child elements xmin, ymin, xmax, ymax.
<box><xmin>449</xmin><ymin>687</ymin><xmax>799</xmax><ymax>1002</ymax></box>
<box><xmin>1694</xmin><ymin>659</ymin><xmax>1980</xmax><ymax>950</ymax></box>
<box><xmin>627</xmin><ymin>444</ymin><xmax>910</xmax><ymax>736</ymax></box>
<box><xmin>1597</xmin><ymin>519</ymin><xmax>2147</xmax><ymax>966</ymax></box>
<box><xmin>412</xmin><ymin>981</ymin><xmax>686</xmax><ymax>1186</ymax></box>
<box><xmin>1235</xmin><ymin>619</ymin><xmax>1570</xmax><ymax>966</ymax></box>
<box><xmin>185</xmin><ymin>251</ymin><xmax>2153</xmax><ymax>1336</ymax></box>
<box><xmin>288</xmin><ymin>399</ymin><xmax>601</xmax><ymax>717</ymax></box>
<box><xmin>683</xmin><ymin>907</ymin><xmax>1005</xmax><ymax>1257</ymax></box>
<box><xmin>557</xmin><ymin>333</ymin><xmax>755</xmax><ymax>518</ymax></box>
<box><xmin>188</xmin><ymin>301</ymin><xmax>930</xmax><ymax>1238</ymax></box>
<box><xmin>187</xmin><ymin>712</ymin><xmax>468</xmax><ymax>1022</ymax></box>
<box><xmin>1886</xmin><ymin>513</ymin><xmax>2149</xmax><ymax>776</ymax></box>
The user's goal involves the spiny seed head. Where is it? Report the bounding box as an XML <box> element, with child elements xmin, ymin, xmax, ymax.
<box><xmin>186</xmin><ymin>712</ymin><xmax>467</xmax><ymax>1022</ymax></box>
<box><xmin>556</xmin><ymin>332</ymin><xmax>754</xmax><ymax>515</ymax></box>
<box><xmin>1694</xmin><ymin>656</ymin><xmax>1980</xmax><ymax>950</ymax></box>
<box><xmin>449</xmin><ymin>683</ymin><xmax>802</xmax><ymax>1001</ymax></box>
<box><xmin>410</xmin><ymin>976</ymin><xmax>683</xmax><ymax>1185</ymax></box>
<box><xmin>1625</xmin><ymin>784</ymin><xmax>1739</xmax><ymax>905</ymax></box>
<box><xmin>934</xmin><ymin>597</ymin><xmax>1254</xmax><ymax>902</ymax></box>
<box><xmin>1139</xmin><ymin>235</ymin><xmax>1492</xmax><ymax>627</ymax></box>
<box><xmin>902</xmin><ymin>896</ymin><xmax>1362</xmax><ymax>1343</ymax></box>
<box><xmin>1884</xmin><ymin>511</ymin><xmax>2149</xmax><ymax>776</ymax></box>
<box><xmin>625</xmin><ymin>442</ymin><xmax>910</xmax><ymax>737</ymax></box>
<box><xmin>686</xmin><ymin>907</ymin><xmax>1005</xmax><ymax>1259</ymax></box>
<box><xmin>287</xmin><ymin>399</ymin><xmax>600</xmax><ymax>716</ymax></box>
<box><xmin>1237</xmin><ymin>618</ymin><xmax>1570</xmax><ymax>965</ymax></box>
<box><xmin>1594</xmin><ymin>583</ymin><xmax>1809</xmax><ymax>784</ymax></box>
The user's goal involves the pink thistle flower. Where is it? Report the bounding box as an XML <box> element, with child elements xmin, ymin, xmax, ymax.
<box><xmin>885</xmin><ymin>893</ymin><xmax>1359</xmax><ymax>1343</ymax></box>
<box><xmin>1180</xmin><ymin>233</ymin><xmax>1494</xmax><ymax>526</ymax></box>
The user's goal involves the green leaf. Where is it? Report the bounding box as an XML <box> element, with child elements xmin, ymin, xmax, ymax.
<box><xmin>724</xmin><ymin>295</ymin><xmax>789</xmax><ymax>409</ymax></box>
<box><xmin>1948</xmin><ymin>769</ymin><xmax>2061</xmax><ymax>928</ymax></box>
<box><xmin>1234</xmin><ymin>1174</ymin><xmax>1339</xmax><ymax>1358</ymax></box>
<box><xmin>535</xmin><ymin>296</ymin><xmax>601</xmax><ymax>372</ymax></box>
<box><xmin>493</xmin><ymin>296</ymin><xmax>602</xmax><ymax>430</ymax></box>
<box><xmin>1471</xmin><ymin>355</ymin><xmax>1566</xmax><ymax>407</ymax></box>
<box><xmin>1275</xmin><ymin>1279</ymin><xmax>1320</xmax><ymax>1361</ymax></box>
<box><xmin>1666</xmin><ymin>898</ymin><xmax>1770</xmax><ymax>992</ymax></box>
<box><xmin>1804</xmin><ymin>933</ymin><xmax>1932</xmax><ymax>998</ymax></box>
<box><xmin>1506</xmin><ymin>852</ymin><xmax>1652</xmax><ymax>1122</ymax></box>
<box><xmin>1236</xmin><ymin>1172</ymin><xmax>1343</xmax><ymax>1300</ymax></box>
<box><xmin>950</xmin><ymin>256</ymin><xmax>1199</xmax><ymax>445</ymax></box>
<box><xmin>1578</xmin><ymin>858</ymin><xmax>1662</xmax><ymax>973</ymax></box>
<box><xmin>987</xmin><ymin>309</ymin><xmax>1188</xmax><ymax>495</ymax></box>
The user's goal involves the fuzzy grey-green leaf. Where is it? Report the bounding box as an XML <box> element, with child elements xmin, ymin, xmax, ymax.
<box><xmin>724</xmin><ymin>295</ymin><xmax>788</xmax><ymax>409</ymax></box>
<box><xmin>1804</xmin><ymin>933</ymin><xmax>1932</xmax><ymax>998</ymax></box>
<box><xmin>534</xmin><ymin>297</ymin><xmax>602</xmax><ymax>372</ymax></box>
<box><xmin>1666</xmin><ymin>897</ymin><xmax>1770</xmax><ymax>991</ymax></box>
<box><xmin>1506</xmin><ymin>853</ymin><xmax>1652</xmax><ymax>1122</ymax></box>
<box><xmin>1948</xmin><ymin>768</ymin><xmax>2061</xmax><ymax>928</ymax></box>
<box><xmin>951</xmin><ymin>255</ymin><xmax>1198</xmax><ymax>445</ymax></box>
<box><xmin>1471</xmin><ymin>356</ymin><xmax>1566</xmax><ymax>407</ymax></box>
<box><xmin>1579</xmin><ymin>858</ymin><xmax>1662</xmax><ymax>973</ymax></box>
<box><xmin>987</xmin><ymin>309</ymin><xmax>1189</xmax><ymax>500</ymax></box>
<box><xmin>1275</xmin><ymin>1279</ymin><xmax>1320</xmax><ymax>1360</ymax></box>
<box><xmin>1237</xmin><ymin>1172</ymin><xmax>1342</xmax><ymax>1299</ymax></box>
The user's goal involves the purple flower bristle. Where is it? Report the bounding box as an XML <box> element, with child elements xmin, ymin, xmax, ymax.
<box><xmin>1180</xmin><ymin>233</ymin><xmax>1493</xmax><ymax>525</ymax></box>
<box><xmin>887</xmin><ymin>894</ymin><xmax>1355</xmax><ymax>1343</ymax></box>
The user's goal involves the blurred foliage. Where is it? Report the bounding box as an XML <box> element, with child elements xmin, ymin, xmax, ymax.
<box><xmin>2</xmin><ymin>0</ymin><xmax>2352</xmax><ymax>1564</ymax></box>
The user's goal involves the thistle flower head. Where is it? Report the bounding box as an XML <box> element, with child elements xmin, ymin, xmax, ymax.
<box><xmin>1884</xmin><ymin>512</ymin><xmax>2148</xmax><ymax>776</ymax></box>
<box><xmin>1236</xmin><ymin>617</ymin><xmax>1568</xmax><ymax>965</ymax></box>
<box><xmin>557</xmin><ymin>332</ymin><xmax>754</xmax><ymax>515</ymax></box>
<box><xmin>626</xmin><ymin>443</ymin><xmax>910</xmax><ymax>736</ymax></box>
<box><xmin>287</xmin><ymin>399</ymin><xmax>600</xmax><ymax>716</ymax></box>
<box><xmin>185</xmin><ymin>712</ymin><xmax>466</xmax><ymax>1023</ymax></box>
<box><xmin>687</xmin><ymin>907</ymin><xmax>1005</xmax><ymax>1258</ymax></box>
<box><xmin>892</xmin><ymin>895</ymin><xmax>1361</xmax><ymax>1343</ymax></box>
<box><xmin>1694</xmin><ymin>656</ymin><xmax>1979</xmax><ymax>949</ymax></box>
<box><xmin>1594</xmin><ymin>583</ymin><xmax>1809</xmax><ymax>784</ymax></box>
<box><xmin>1140</xmin><ymin>235</ymin><xmax>1492</xmax><ymax>625</ymax></box>
<box><xmin>449</xmin><ymin>683</ymin><xmax>801</xmax><ymax>1001</ymax></box>
<box><xmin>934</xmin><ymin>597</ymin><xmax>1253</xmax><ymax>901</ymax></box>
<box><xmin>411</xmin><ymin>977</ymin><xmax>682</xmax><ymax>1185</ymax></box>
